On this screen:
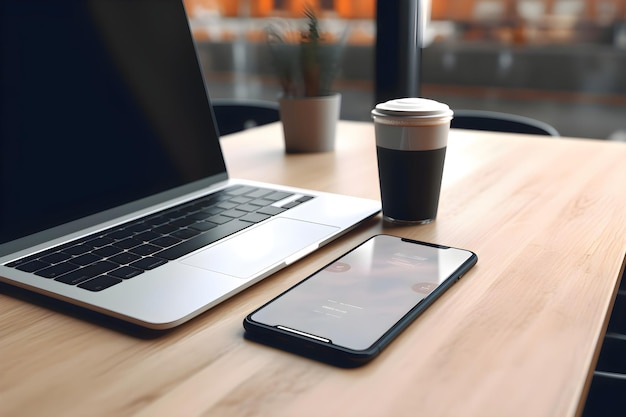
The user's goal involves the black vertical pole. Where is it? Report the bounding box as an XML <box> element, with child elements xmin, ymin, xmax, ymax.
<box><xmin>374</xmin><ymin>0</ymin><xmax>423</xmax><ymax>105</ymax></box>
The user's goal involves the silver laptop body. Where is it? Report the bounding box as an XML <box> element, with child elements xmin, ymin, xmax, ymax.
<box><xmin>0</xmin><ymin>0</ymin><xmax>380</xmax><ymax>329</ymax></box>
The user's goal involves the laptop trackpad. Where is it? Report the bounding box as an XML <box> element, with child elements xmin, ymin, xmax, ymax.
<box><xmin>181</xmin><ymin>218</ymin><xmax>339</xmax><ymax>279</ymax></box>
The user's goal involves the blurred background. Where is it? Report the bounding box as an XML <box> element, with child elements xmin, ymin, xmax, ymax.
<box><xmin>183</xmin><ymin>0</ymin><xmax>626</xmax><ymax>140</ymax></box>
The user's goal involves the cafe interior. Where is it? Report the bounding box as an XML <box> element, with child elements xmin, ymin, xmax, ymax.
<box><xmin>183</xmin><ymin>0</ymin><xmax>626</xmax><ymax>140</ymax></box>
<box><xmin>2</xmin><ymin>1</ymin><xmax>626</xmax><ymax>416</ymax></box>
<box><xmin>180</xmin><ymin>0</ymin><xmax>626</xmax><ymax>414</ymax></box>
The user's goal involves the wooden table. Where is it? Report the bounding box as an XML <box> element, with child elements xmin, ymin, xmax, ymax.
<box><xmin>2</xmin><ymin>121</ymin><xmax>626</xmax><ymax>417</ymax></box>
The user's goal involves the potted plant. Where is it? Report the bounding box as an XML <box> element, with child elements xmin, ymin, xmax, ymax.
<box><xmin>266</xmin><ymin>6</ymin><xmax>347</xmax><ymax>153</ymax></box>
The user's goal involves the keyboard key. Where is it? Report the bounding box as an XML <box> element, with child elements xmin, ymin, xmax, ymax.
<box><xmin>234</xmin><ymin>203</ymin><xmax>258</xmax><ymax>213</ymax></box>
<box><xmin>151</xmin><ymin>236</ymin><xmax>181</xmax><ymax>248</ymax></box>
<box><xmin>189</xmin><ymin>212</ymin><xmax>210</xmax><ymax>221</ymax></box>
<box><xmin>281</xmin><ymin>201</ymin><xmax>302</xmax><ymax>209</ymax></box>
<box><xmin>189</xmin><ymin>221</ymin><xmax>217</xmax><ymax>232</ymax></box>
<box><xmin>15</xmin><ymin>259</ymin><xmax>50</xmax><ymax>273</ymax></box>
<box><xmin>265</xmin><ymin>191</ymin><xmax>292</xmax><ymax>201</ymax></box>
<box><xmin>40</xmin><ymin>252</ymin><xmax>72</xmax><ymax>264</ymax></box>
<box><xmin>109</xmin><ymin>252</ymin><xmax>141</xmax><ymax>265</ymax></box>
<box><xmin>257</xmin><ymin>206</ymin><xmax>286</xmax><ymax>216</ymax></box>
<box><xmin>63</xmin><ymin>244</ymin><xmax>92</xmax><ymax>256</ymax></box>
<box><xmin>129</xmin><ymin>244</ymin><xmax>161</xmax><ymax>256</ymax></box>
<box><xmin>245</xmin><ymin>188</ymin><xmax>273</xmax><ymax>199</ymax></box>
<box><xmin>55</xmin><ymin>261</ymin><xmax>118</xmax><ymax>285</ymax></box>
<box><xmin>155</xmin><ymin>220</ymin><xmax>251</xmax><ymax>260</ymax></box>
<box><xmin>240</xmin><ymin>213</ymin><xmax>271</xmax><ymax>223</ymax></box>
<box><xmin>249</xmin><ymin>198</ymin><xmax>273</xmax><ymax>207</ymax></box>
<box><xmin>198</xmin><ymin>207</ymin><xmax>224</xmax><ymax>216</ymax></box>
<box><xmin>129</xmin><ymin>257</ymin><xmax>167</xmax><ymax>271</ymax></box>
<box><xmin>225</xmin><ymin>185</ymin><xmax>256</xmax><ymax>196</ymax></box>
<box><xmin>93</xmin><ymin>245</ymin><xmax>123</xmax><ymax>257</ymax></box>
<box><xmin>217</xmin><ymin>201</ymin><xmax>238</xmax><ymax>210</ymax></box>
<box><xmin>134</xmin><ymin>230</ymin><xmax>161</xmax><ymax>242</ymax></box>
<box><xmin>6</xmin><ymin>252</ymin><xmax>44</xmax><ymax>268</ymax></box>
<box><xmin>170</xmin><ymin>217</ymin><xmax>197</xmax><ymax>228</ymax></box>
<box><xmin>71</xmin><ymin>253</ymin><xmax>103</xmax><ymax>266</ymax></box>
<box><xmin>206</xmin><ymin>214</ymin><xmax>233</xmax><ymax>225</ymax></box>
<box><xmin>153</xmin><ymin>224</ymin><xmax>178</xmax><ymax>234</ymax></box>
<box><xmin>34</xmin><ymin>261</ymin><xmax>79</xmax><ymax>278</ymax></box>
<box><xmin>185</xmin><ymin>200</ymin><xmax>209</xmax><ymax>212</ymax></box>
<box><xmin>179</xmin><ymin>204</ymin><xmax>201</xmax><ymax>216</ymax></box>
<box><xmin>109</xmin><ymin>266</ymin><xmax>144</xmax><ymax>279</ymax></box>
<box><xmin>85</xmin><ymin>236</ymin><xmax>115</xmax><ymax>248</ymax></box>
<box><xmin>171</xmin><ymin>228</ymin><xmax>201</xmax><ymax>240</ymax></box>
<box><xmin>108</xmin><ymin>228</ymin><xmax>137</xmax><ymax>240</ymax></box>
<box><xmin>124</xmin><ymin>222</ymin><xmax>151</xmax><ymax>233</ymax></box>
<box><xmin>113</xmin><ymin>237</ymin><xmax>142</xmax><ymax>250</ymax></box>
<box><xmin>196</xmin><ymin>196</ymin><xmax>221</xmax><ymax>208</ymax></box>
<box><xmin>229</xmin><ymin>196</ymin><xmax>253</xmax><ymax>204</ymax></box>
<box><xmin>221</xmin><ymin>209</ymin><xmax>247</xmax><ymax>218</ymax></box>
<box><xmin>78</xmin><ymin>275</ymin><xmax>122</xmax><ymax>292</ymax></box>
<box><xmin>144</xmin><ymin>215</ymin><xmax>170</xmax><ymax>227</ymax></box>
<box><xmin>209</xmin><ymin>192</ymin><xmax>231</xmax><ymax>203</ymax></box>
<box><xmin>163</xmin><ymin>208</ymin><xmax>187</xmax><ymax>220</ymax></box>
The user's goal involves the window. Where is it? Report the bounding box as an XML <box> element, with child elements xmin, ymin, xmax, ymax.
<box><xmin>185</xmin><ymin>1</ymin><xmax>626</xmax><ymax>140</ymax></box>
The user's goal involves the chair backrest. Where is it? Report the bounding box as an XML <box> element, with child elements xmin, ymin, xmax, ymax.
<box><xmin>451</xmin><ymin>109</ymin><xmax>560</xmax><ymax>137</ymax></box>
<box><xmin>211</xmin><ymin>98</ymin><xmax>280</xmax><ymax>136</ymax></box>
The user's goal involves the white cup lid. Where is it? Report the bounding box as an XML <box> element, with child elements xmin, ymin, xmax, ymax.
<box><xmin>373</xmin><ymin>97</ymin><xmax>453</xmax><ymax>117</ymax></box>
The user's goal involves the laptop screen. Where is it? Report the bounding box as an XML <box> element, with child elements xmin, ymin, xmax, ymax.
<box><xmin>0</xmin><ymin>0</ymin><xmax>227</xmax><ymax>246</ymax></box>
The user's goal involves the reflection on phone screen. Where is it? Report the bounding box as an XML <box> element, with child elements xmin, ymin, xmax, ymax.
<box><xmin>251</xmin><ymin>235</ymin><xmax>473</xmax><ymax>351</ymax></box>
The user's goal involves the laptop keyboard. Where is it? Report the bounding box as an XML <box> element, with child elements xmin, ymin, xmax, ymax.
<box><xmin>5</xmin><ymin>185</ymin><xmax>314</xmax><ymax>292</ymax></box>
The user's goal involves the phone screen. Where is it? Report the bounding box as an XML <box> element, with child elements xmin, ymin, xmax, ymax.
<box><xmin>249</xmin><ymin>235</ymin><xmax>475</xmax><ymax>352</ymax></box>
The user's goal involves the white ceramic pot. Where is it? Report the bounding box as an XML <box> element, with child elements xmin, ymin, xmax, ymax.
<box><xmin>278</xmin><ymin>93</ymin><xmax>341</xmax><ymax>153</ymax></box>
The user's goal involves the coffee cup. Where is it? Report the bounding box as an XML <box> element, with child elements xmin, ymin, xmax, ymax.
<box><xmin>371</xmin><ymin>98</ymin><xmax>453</xmax><ymax>224</ymax></box>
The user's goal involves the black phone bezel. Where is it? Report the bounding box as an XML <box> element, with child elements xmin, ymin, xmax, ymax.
<box><xmin>243</xmin><ymin>234</ymin><xmax>478</xmax><ymax>368</ymax></box>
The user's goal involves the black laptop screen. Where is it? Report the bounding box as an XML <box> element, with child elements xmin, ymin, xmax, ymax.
<box><xmin>0</xmin><ymin>0</ymin><xmax>227</xmax><ymax>245</ymax></box>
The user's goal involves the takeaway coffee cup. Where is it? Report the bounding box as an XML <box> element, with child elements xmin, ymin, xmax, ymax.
<box><xmin>371</xmin><ymin>98</ymin><xmax>454</xmax><ymax>224</ymax></box>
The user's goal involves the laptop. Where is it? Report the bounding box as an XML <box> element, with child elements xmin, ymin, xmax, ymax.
<box><xmin>0</xmin><ymin>0</ymin><xmax>380</xmax><ymax>329</ymax></box>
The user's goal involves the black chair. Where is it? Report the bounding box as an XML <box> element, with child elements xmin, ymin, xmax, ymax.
<box><xmin>451</xmin><ymin>109</ymin><xmax>560</xmax><ymax>137</ymax></box>
<box><xmin>582</xmin><ymin>371</ymin><xmax>626</xmax><ymax>417</ymax></box>
<box><xmin>211</xmin><ymin>99</ymin><xmax>280</xmax><ymax>136</ymax></box>
<box><xmin>581</xmin><ymin>268</ymin><xmax>626</xmax><ymax>416</ymax></box>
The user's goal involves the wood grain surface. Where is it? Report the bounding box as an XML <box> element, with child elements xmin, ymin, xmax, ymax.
<box><xmin>2</xmin><ymin>121</ymin><xmax>625</xmax><ymax>417</ymax></box>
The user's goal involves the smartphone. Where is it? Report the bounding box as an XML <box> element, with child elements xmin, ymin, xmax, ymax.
<box><xmin>243</xmin><ymin>234</ymin><xmax>477</xmax><ymax>367</ymax></box>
